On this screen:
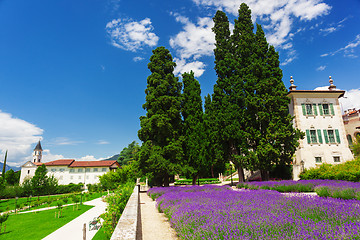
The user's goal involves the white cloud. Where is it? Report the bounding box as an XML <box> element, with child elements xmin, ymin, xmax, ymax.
<box><xmin>0</xmin><ymin>110</ymin><xmax>43</xmax><ymax>166</ymax></box>
<box><xmin>50</xmin><ymin>137</ymin><xmax>84</xmax><ymax>146</ymax></box>
<box><xmin>106</xmin><ymin>17</ymin><xmax>159</xmax><ymax>52</ymax></box>
<box><xmin>316</xmin><ymin>65</ymin><xmax>326</xmax><ymax>71</ymax></box>
<box><xmin>321</xmin><ymin>34</ymin><xmax>360</xmax><ymax>58</ymax></box>
<box><xmin>97</xmin><ymin>140</ymin><xmax>110</xmax><ymax>145</ymax></box>
<box><xmin>173</xmin><ymin>58</ymin><xmax>206</xmax><ymax>77</ymax></box>
<box><xmin>314</xmin><ymin>86</ymin><xmax>329</xmax><ymax>90</ymax></box>
<box><xmin>339</xmin><ymin>89</ymin><xmax>360</xmax><ymax>112</ymax></box>
<box><xmin>76</xmin><ymin>155</ymin><xmax>103</xmax><ymax>161</ymax></box>
<box><xmin>133</xmin><ymin>56</ymin><xmax>144</xmax><ymax>62</ymax></box>
<box><xmin>192</xmin><ymin>0</ymin><xmax>331</xmax><ymax>48</ymax></box>
<box><xmin>170</xmin><ymin>14</ymin><xmax>215</xmax><ymax>60</ymax></box>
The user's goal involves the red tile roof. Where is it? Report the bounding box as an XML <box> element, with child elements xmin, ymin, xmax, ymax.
<box><xmin>69</xmin><ymin>160</ymin><xmax>120</xmax><ymax>168</ymax></box>
<box><xmin>44</xmin><ymin>159</ymin><xmax>75</xmax><ymax>166</ymax></box>
<box><xmin>33</xmin><ymin>159</ymin><xmax>75</xmax><ymax>166</ymax></box>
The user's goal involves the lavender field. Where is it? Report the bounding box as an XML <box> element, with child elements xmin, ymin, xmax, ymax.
<box><xmin>238</xmin><ymin>180</ymin><xmax>360</xmax><ymax>200</ymax></box>
<box><xmin>149</xmin><ymin>185</ymin><xmax>360</xmax><ymax>239</ymax></box>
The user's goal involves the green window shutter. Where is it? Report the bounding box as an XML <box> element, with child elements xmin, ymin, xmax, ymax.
<box><xmin>318</xmin><ymin>104</ymin><xmax>323</xmax><ymax>116</ymax></box>
<box><xmin>330</xmin><ymin>103</ymin><xmax>335</xmax><ymax>115</ymax></box>
<box><xmin>335</xmin><ymin>129</ymin><xmax>341</xmax><ymax>143</ymax></box>
<box><xmin>306</xmin><ymin>130</ymin><xmax>311</xmax><ymax>144</ymax></box>
<box><xmin>317</xmin><ymin>129</ymin><xmax>323</xmax><ymax>144</ymax></box>
<box><xmin>301</xmin><ymin>104</ymin><xmax>306</xmax><ymax>115</ymax></box>
<box><xmin>323</xmin><ymin>130</ymin><xmax>329</xmax><ymax>144</ymax></box>
<box><xmin>313</xmin><ymin>104</ymin><xmax>318</xmax><ymax>115</ymax></box>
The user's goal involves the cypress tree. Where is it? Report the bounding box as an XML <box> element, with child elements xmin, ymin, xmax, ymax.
<box><xmin>181</xmin><ymin>71</ymin><xmax>206</xmax><ymax>184</ymax></box>
<box><xmin>138</xmin><ymin>47</ymin><xmax>183</xmax><ymax>186</ymax></box>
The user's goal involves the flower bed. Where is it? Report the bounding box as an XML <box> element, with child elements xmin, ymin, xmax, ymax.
<box><xmin>237</xmin><ymin>180</ymin><xmax>360</xmax><ymax>200</ymax></box>
<box><xmin>174</xmin><ymin>178</ymin><xmax>220</xmax><ymax>185</ymax></box>
<box><xmin>149</xmin><ymin>185</ymin><xmax>360</xmax><ymax>239</ymax></box>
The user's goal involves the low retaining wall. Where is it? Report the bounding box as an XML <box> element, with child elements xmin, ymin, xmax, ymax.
<box><xmin>110</xmin><ymin>185</ymin><xmax>140</xmax><ymax>240</ymax></box>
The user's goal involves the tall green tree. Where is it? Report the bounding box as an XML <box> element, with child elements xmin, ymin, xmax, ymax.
<box><xmin>5</xmin><ymin>169</ymin><xmax>19</xmax><ymax>185</ymax></box>
<box><xmin>31</xmin><ymin>164</ymin><xmax>58</xmax><ymax>197</ymax></box>
<box><xmin>211</xmin><ymin>4</ymin><xmax>256</xmax><ymax>182</ymax></box>
<box><xmin>118</xmin><ymin>141</ymin><xmax>140</xmax><ymax>166</ymax></box>
<box><xmin>2</xmin><ymin>150</ymin><xmax>8</xmax><ymax>179</ymax></box>
<box><xmin>138</xmin><ymin>46</ymin><xmax>183</xmax><ymax>186</ymax></box>
<box><xmin>181</xmin><ymin>71</ymin><xmax>206</xmax><ymax>184</ymax></box>
<box><xmin>244</xmin><ymin>24</ymin><xmax>303</xmax><ymax>180</ymax></box>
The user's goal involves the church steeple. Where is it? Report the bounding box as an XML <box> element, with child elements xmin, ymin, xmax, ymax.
<box><xmin>33</xmin><ymin>140</ymin><xmax>43</xmax><ymax>163</ymax></box>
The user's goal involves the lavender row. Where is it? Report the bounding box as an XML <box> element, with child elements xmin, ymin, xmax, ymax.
<box><xmin>237</xmin><ymin>180</ymin><xmax>360</xmax><ymax>200</ymax></box>
<box><xmin>149</xmin><ymin>185</ymin><xmax>360</xmax><ymax>239</ymax></box>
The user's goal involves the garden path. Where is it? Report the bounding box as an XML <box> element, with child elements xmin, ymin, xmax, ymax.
<box><xmin>140</xmin><ymin>192</ymin><xmax>178</xmax><ymax>240</ymax></box>
<box><xmin>42</xmin><ymin>197</ymin><xmax>106</xmax><ymax>240</ymax></box>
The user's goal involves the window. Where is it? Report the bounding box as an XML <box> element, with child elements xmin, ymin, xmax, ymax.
<box><xmin>70</xmin><ymin>169</ymin><xmax>75</xmax><ymax>173</ymax></box>
<box><xmin>302</xmin><ymin>103</ymin><xmax>318</xmax><ymax>116</ymax></box>
<box><xmin>322</xmin><ymin>104</ymin><xmax>329</xmax><ymax>115</ymax></box>
<box><xmin>347</xmin><ymin>135</ymin><xmax>353</xmax><ymax>146</ymax></box>
<box><xmin>78</xmin><ymin>176</ymin><xmax>81</xmax><ymax>179</ymax></box>
<box><xmin>333</xmin><ymin>156</ymin><xmax>340</xmax><ymax>163</ymax></box>
<box><xmin>328</xmin><ymin>130</ymin><xmax>335</xmax><ymax>143</ymax></box>
<box><xmin>28</xmin><ymin>170</ymin><xmax>30</xmax><ymax>174</ymax></box>
<box><xmin>86</xmin><ymin>176</ymin><xmax>89</xmax><ymax>179</ymax></box>
<box><xmin>323</xmin><ymin>129</ymin><xmax>341</xmax><ymax>144</ymax></box>
<box><xmin>59</xmin><ymin>176</ymin><xmax>63</xmax><ymax>180</ymax></box>
<box><xmin>94</xmin><ymin>175</ymin><xmax>97</xmax><ymax>179</ymax></box>
<box><xmin>310</xmin><ymin>130</ymin><xmax>317</xmax><ymax>143</ymax></box>
<box><xmin>315</xmin><ymin>157</ymin><xmax>322</xmax><ymax>163</ymax></box>
<box><xmin>85</xmin><ymin>168</ymin><xmax>90</xmax><ymax>172</ymax></box>
<box><xmin>51</xmin><ymin>169</ymin><xmax>56</xmax><ymax>172</ymax></box>
<box><xmin>60</xmin><ymin>168</ymin><xmax>65</xmax><ymax>172</ymax></box>
<box><xmin>306</xmin><ymin>104</ymin><xmax>313</xmax><ymax>115</ymax></box>
<box><xmin>318</xmin><ymin>103</ymin><xmax>335</xmax><ymax>116</ymax></box>
<box><xmin>70</xmin><ymin>176</ymin><xmax>73</xmax><ymax>180</ymax></box>
<box><xmin>306</xmin><ymin>129</ymin><xmax>323</xmax><ymax>144</ymax></box>
<box><xmin>94</xmin><ymin>168</ymin><xmax>98</xmax><ymax>172</ymax></box>
<box><xmin>78</xmin><ymin>168</ymin><xmax>83</xmax><ymax>172</ymax></box>
<box><xmin>102</xmin><ymin>168</ymin><xmax>107</xmax><ymax>172</ymax></box>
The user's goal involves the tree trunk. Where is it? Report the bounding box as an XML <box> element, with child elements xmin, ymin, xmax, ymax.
<box><xmin>238</xmin><ymin>167</ymin><xmax>245</xmax><ymax>183</ymax></box>
<box><xmin>163</xmin><ymin>173</ymin><xmax>169</xmax><ymax>187</ymax></box>
<box><xmin>211</xmin><ymin>165</ymin><xmax>214</xmax><ymax>178</ymax></box>
<box><xmin>260</xmin><ymin>170</ymin><xmax>269</xmax><ymax>181</ymax></box>
<box><xmin>192</xmin><ymin>174</ymin><xmax>198</xmax><ymax>185</ymax></box>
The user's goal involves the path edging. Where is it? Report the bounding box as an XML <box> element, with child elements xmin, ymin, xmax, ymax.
<box><xmin>110</xmin><ymin>185</ymin><xmax>139</xmax><ymax>240</ymax></box>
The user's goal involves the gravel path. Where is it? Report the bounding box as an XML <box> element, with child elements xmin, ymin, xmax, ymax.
<box><xmin>42</xmin><ymin>197</ymin><xmax>106</xmax><ymax>240</ymax></box>
<box><xmin>140</xmin><ymin>192</ymin><xmax>178</xmax><ymax>240</ymax></box>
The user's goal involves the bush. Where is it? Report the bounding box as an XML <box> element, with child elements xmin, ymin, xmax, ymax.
<box><xmin>300</xmin><ymin>158</ymin><xmax>360</xmax><ymax>182</ymax></box>
<box><xmin>101</xmin><ymin>182</ymin><xmax>135</xmax><ymax>238</ymax></box>
<box><xmin>174</xmin><ymin>178</ymin><xmax>220</xmax><ymax>185</ymax></box>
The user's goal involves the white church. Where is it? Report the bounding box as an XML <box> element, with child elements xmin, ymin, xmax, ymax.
<box><xmin>19</xmin><ymin>141</ymin><xmax>120</xmax><ymax>186</ymax></box>
<box><xmin>288</xmin><ymin>76</ymin><xmax>354</xmax><ymax>179</ymax></box>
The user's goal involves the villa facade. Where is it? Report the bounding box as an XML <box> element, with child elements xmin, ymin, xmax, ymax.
<box><xmin>288</xmin><ymin>77</ymin><xmax>353</xmax><ymax>180</ymax></box>
<box><xmin>19</xmin><ymin>141</ymin><xmax>120</xmax><ymax>186</ymax></box>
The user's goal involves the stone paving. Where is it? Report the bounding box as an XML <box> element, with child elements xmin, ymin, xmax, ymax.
<box><xmin>42</xmin><ymin>197</ymin><xmax>106</xmax><ymax>240</ymax></box>
<box><xmin>140</xmin><ymin>192</ymin><xmax>178</xmax><ymax>240</ymax></box>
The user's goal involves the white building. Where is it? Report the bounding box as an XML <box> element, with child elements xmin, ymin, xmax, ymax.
<box><xmin>20</xmin><ymin>141</ymin><xmax>120</xmax><ymax>186</ymax></box>
<box><xmin>288</xmin><ymin>77</ymin><xmax>353</xmax><ymax>180</ymax></box>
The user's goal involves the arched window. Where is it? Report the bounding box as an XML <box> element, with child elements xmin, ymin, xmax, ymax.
<box><xmin>347</xmin><ymin>134</ymin><xmax>353</xmax><ymax>146</ymax></box>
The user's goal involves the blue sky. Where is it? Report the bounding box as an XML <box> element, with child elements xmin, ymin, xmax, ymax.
<box><xmin>1</xmin><ymin>0</ymin><xmax>360</xmax><ymax>167</ymax></box>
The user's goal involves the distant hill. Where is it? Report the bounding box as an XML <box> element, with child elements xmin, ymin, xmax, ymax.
<box><xmin>0</xmin><ymin>162</ymin><xmax>21</xmax><ymax>172</ymax></box>
<box><xmin>102</xmin><ymin>154</ymin><xmax>120</xmax><ymax>161</ymax></box>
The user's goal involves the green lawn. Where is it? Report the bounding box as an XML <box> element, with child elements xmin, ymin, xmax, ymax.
<box><xmin>0</xmin><ymin>191</ymin><xmax>107</xmax><ymax>213</ymax></box>
<box><xmin>0</xmin><ymin>204</ymin><xmax>93</xmax><ymax>239</ymax></box>
<box><xmin>92</xmin><ymin>227</ymin><xmax>109</xmax><ymax>240</ymax></box>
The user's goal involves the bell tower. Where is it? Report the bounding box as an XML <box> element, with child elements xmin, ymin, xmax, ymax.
<box><xmin>33</xmin><ymin>140</ymin><xmax>43</xmax><ymax>163</ymax></box>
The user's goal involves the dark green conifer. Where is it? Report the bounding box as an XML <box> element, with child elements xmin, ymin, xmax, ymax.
<box><xmin>181</xmin><ymin>71</ymin><xmax>206</xmax><ymax>184</ymax></box>
<box><xmin>138</xmin><ymin>47</ymin><xmax>183</xmax><ymax>186</ymax></box>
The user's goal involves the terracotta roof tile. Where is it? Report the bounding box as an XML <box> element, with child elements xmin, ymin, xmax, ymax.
<box><xmin>69</xmin><ymin>160</ymin><xmax>120</xmax><ymax>168</ymax></box>
<box><xmin>40</xmin><ymin>159</ymin><xmax>75</xmax><ymax>166</ymax></box>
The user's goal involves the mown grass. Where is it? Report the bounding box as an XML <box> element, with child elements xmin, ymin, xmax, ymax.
<box><xmin>0</xmin><ymin>204</ymin><xmax>93</xmax><ymax>239</ymax></box>
<box><xmin>92</xmin><ymin>227</ymin><xmax>108</xmax><ymax>240</ymax></box>
<box><xmin>0</xmin><ymin>191</ymin><xmax>107</xmax><ymax>212</ymax></box>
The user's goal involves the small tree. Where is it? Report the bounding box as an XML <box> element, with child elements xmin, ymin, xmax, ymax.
<box><xmin>0</xmin><ymin>213</ymin><xmax>9</xmax><ymax>233</ymax></box>
<box><xmin>352</xmin><ymin>135</ymin><xmax>360</xmax><ymax>157</ymax></box>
